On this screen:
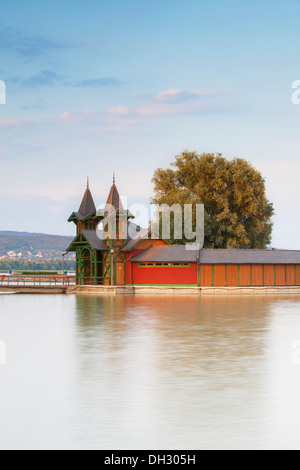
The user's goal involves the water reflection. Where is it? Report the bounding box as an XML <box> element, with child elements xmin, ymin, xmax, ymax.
<box><xmin>1</xmin><ymin>294</ymin><xmax>300</xmax><ymax>449</ymax></box>
<box><xmin>73</xmin><ymin>295</ymin><xmax>279</xmax><ymax>449</ymax></box>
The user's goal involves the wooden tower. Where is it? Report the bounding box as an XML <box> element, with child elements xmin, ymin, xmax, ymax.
<box><xmin>98</xmin><ymin>174</ymin><xmax>134</xmax><ymax>285</ymax></box>
<box><xmin>67</xmin><ymin>179</ymin><xmax>104</xmax><ymax>285</ymax></box>
<box><xmin>67</xmin><ymin>176</ymin><xmax>134</xmax><ymax>286</ymax></box>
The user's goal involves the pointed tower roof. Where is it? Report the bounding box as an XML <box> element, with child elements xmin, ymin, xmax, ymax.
<box><xmin>104</xmin><ymin>173</ymin><xmax>124</xmax><ymax>214</ymax></box>
<box><xmin>78</xmin><ymin>177</ymin><xmax>96</xmax><ymax>218</ymax></box>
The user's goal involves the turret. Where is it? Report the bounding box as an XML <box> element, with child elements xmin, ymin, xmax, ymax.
<box><xmin>97</xmin><ymin>173</ymin><xmax>134</xmax><ymax>242</ymax></box>
<box><xmin>68</xmin><ymin>178</ymin><xmax>100</xmax><ymax>234</ymax></box>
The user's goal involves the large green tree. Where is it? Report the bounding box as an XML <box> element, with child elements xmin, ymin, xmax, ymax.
<box><xmin>151</xmin><ymin>151</ymin><xmax>275</xmax><ymax>249</ymax></box>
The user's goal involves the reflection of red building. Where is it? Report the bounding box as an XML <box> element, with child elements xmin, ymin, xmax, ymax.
<box><xmin>67</xmin><ymin>178</ymin><xmax>300</xmax><ymax>287</ymax></box>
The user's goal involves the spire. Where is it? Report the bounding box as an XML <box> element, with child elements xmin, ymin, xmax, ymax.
<box><xmin>104</xmin><ymin>176</ymin><xmax>124</xmax><ymax>214</ymax></box>
<box><xmin>87</xmin><ymin>176</ymin><xmax>89</xmax><ymax>189</ymax></box>
<box><xmin>78</xmin><ymin>179</ymin><xmax>96</xmax><ymax>217</ymax></box>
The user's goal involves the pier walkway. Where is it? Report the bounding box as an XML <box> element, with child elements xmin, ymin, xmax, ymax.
<box><xmin>1</xmin><ymin>283</ymin><xmax>300</xmax><ymax>295</ymax></box>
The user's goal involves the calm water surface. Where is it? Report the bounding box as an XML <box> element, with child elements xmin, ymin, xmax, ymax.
<box><xmin>1</xmin><ymin>293</ymin><xmax>300</xmax><ymax>450</ymax></box>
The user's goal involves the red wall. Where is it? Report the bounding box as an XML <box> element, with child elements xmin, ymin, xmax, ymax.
<box><xmin>128</xmin><ymin>262</ymin><xmax>198</xmax><ymax>285</ymax></box>
<box><xmin>125</xmin><ymin>261</ymin><xmax>300</xmax><ymax>287</ymax></box>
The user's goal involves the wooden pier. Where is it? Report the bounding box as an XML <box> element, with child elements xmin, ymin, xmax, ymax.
<box><xmin>0</xmin><ymin>274</ymin><xmax>76</xmax><ymax>294</ymax></box>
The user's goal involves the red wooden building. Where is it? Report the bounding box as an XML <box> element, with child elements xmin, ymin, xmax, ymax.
<box><xmin>67</xmin><ymin>179</ymin><xmax>300</xmax><ymax>287</ymax></box>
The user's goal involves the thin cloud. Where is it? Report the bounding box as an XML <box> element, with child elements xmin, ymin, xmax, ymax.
<box><xmin>0</xmin><ymin>24</ymin><xmax>67</xmax><ymax>57</ymax></box>
<box><xmin>136</xmin><ymin>101</ymin><xmax>235</xmax><ymax>116</ymax></box>
<box><xmin>0</xmin><ymin>24</ymin><xmax>105</xmax><ymax>58</ymax></box>
<box><xmin>130</xmin><ymin>93</ymin><xmax>152</xmax><ymax>100</ymax></box>
<box><xmin>154</xmin><ymin>88</ymin><xmax>222</xmax><ymax>102</ymax></box>
<box><xmin>59</xmin><ymin>111</ymin><xmax>94</xmax><ymax>123</ymax></box>
<box><xmin>13</xmin><ymin>70</ymin><xmax>66</xmax><ymax>87</ymax></box>
<box><xmin>105</xmin><ymin>107</ymin><xmax>131</xmax><ymax>116</ymax></box>
<box><xmin>7</xmin><ymin>91</ymin><xmax>237</xmax><ymax>134</ymax></box>
<box><xmin>0</xmin><ymin>118</ymin><xmax>32</xmax><ymax>129</ymax></box>
<box><xmin>11</xmin><ymin>72</ymin><xmax>122</xmax><ymax>88</ymax></box>
<box><xmin>20</xmin><ymin>100</ymin><xmax>46</xmax><ymax>110</ymax></box>
<box><xmin>132</xmin><ymin>88</ymin><xmax>223</xmax><ymax>104</ymax></box>
<box><xmin>55</xmin><ymin>100</ymin><xmax>237</xmax><ymax>129</ymax></box>
<box><xmin>77</xmin><ymin>78</ymin><xmax>123</xmax><ymax>87</ymax></box>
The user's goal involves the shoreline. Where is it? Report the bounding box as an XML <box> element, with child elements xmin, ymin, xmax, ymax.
<box><xmin>1</xmin><ymin>284</ymin><xmax>300</xmax><ymax>296</ymax></box>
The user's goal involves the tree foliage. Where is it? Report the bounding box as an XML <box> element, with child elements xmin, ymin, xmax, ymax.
<box><xmin>0</xmin><ymin>259</ymin><xmax>75</xmax><ymax>272</ymax></box>
<box><xmin>151</xmin><ymin>151</ymin><xmax>275</xmax><ymax>249</ymax></box>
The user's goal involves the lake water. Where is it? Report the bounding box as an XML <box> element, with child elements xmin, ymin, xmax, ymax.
<box><xmin>1</xmin><ymin>293</ymin><xmax>300</xmax><ymax>450</ymax></box>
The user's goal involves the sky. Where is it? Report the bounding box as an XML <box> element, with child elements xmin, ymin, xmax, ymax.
<box><xmin>0</xmin><ymin>0</ymin><xmax>300</xmax><ymax>248</ymax></box>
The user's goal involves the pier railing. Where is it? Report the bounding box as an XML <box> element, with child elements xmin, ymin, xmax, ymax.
<box><xmin>0</xmin><ymin>274</ymin><xmax>76</xmax><ymax>286</ymax></box>
<box><xmin>75</xmin><ymin>276</ymin><xmax>104</xmax><ymax>286</ymax></box>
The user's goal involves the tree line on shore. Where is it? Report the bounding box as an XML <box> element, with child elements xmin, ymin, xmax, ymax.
<box><xmin>0</xmin><ymin>259</ymin><xmax>76</xmax><ymax>272</ymax></box>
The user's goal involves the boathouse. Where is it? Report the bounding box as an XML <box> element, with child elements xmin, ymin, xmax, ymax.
<box><xmin>67</xmin><ymin>178</ymin><xmax>300</xmax><ymax>287</ymax></box>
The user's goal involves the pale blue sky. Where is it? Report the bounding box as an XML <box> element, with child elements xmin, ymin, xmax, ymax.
<box><xmin>0</xmin><ymin>0</ymin><xmax>300</xmax><ymax>247</ymax></box>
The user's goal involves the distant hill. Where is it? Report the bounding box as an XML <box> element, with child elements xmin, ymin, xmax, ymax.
<box><xmin>0</xmin><ymin>231</ymin><xmax>74</xmax><ymax>260</ymax></box>
<box><xmin>0</xmin><ymin>231</ymin><xmax>49</xmax><ymax>237</ymax></box>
